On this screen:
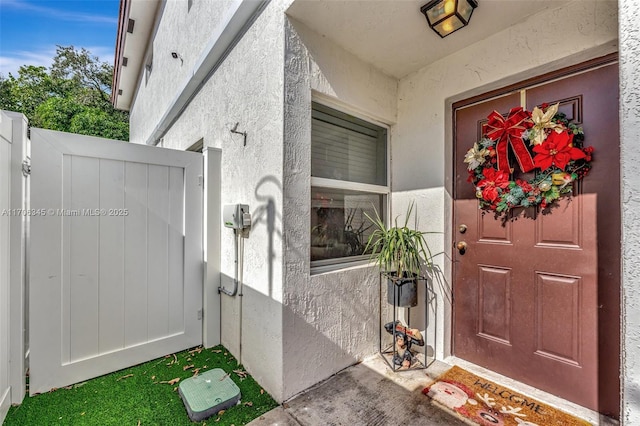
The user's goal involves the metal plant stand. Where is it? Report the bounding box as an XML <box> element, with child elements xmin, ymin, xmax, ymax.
<box><xmin>378</xmin><ymin>272</ymin><xmax>436</xmax><ymax>372</ymax></box>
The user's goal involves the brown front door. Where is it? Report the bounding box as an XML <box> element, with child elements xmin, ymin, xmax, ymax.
<box><xmin>452</xmin><ymin>60</ymin><xmax>620</xmax><ymax>416</ymax></box>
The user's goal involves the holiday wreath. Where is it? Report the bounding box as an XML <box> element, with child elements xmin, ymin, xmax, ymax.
<box><xmin>464</xmin><ymin>103</ymin><xmax>594</xmax><ymax>213</ymax></box>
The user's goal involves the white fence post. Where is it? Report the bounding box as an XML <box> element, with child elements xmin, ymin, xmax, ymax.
<box><xmin>0</xmin><ymin>112</ymin><xmax>12</xmax><ymax>422</ymax></box>
<box><xmin>8</xmin><ymin>112</ymin><xmax>27</xmax><ymax>405</ymax></box>
<box><xmin>0</xmin><ymin>111</ymin><xmax>27</xmax><ymax>422</ymax></box>
<box><xmin>203</xmin><ymin>147</ymin><xmax>221</xmax><ymax>348</ymax></box>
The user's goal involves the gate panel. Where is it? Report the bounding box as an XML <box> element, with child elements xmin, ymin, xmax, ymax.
<box><xmin>29</xmin><ymin>128</ymin><xmax>203</xmax><ymax>395</ymax></box>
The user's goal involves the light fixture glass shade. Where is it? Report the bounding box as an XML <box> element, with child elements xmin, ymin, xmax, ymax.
<box><xmin>421</xmin><ymin>0</ymin><xmax>478</xmax><ymax>38</ymax></box>
<box><xmin>457</xmin><ymin>0</ymin><xmax>475</xmax><ymax>22</ymax></box>
<box><xmin>433</xmin><ymin>16</ymin><xmax>465</xmax><ymax>37</ymax></box>
<box><xmin>425</xmin><ymin>0</ymin><xmax>453</xmax><ymax>23</ymax></box>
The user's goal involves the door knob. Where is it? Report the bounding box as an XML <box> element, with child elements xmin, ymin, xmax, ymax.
<box><xmin>456</xmin><ymin>241</ymin><xmax>467</xmax><ymax>254</ymax></box>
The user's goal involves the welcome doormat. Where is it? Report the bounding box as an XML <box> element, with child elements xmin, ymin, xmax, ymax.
<box><xmin>422</xmin><ymin>366</ymin><xmax>591</xmax><ymax>426</ymax></box>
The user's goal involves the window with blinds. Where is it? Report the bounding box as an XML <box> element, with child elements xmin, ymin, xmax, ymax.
<box><xmin>310</xmin><ymin>102</ymin><xmax>388</xmax><ymax>271</ymax></box>
<box><xmin>312</xmin><ymin>103</ymin><xmax>386</xmax><ymax>186</ymax></box>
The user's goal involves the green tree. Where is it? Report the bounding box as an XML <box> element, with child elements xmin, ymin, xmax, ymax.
<box><xmin>0</xmin><ymin>76</ymin><xmax>15</xmax><ymax>111</ymax></box>
<box><xmin>50</xmin><ymin>46</ymin><xmax>113</xmax><ymax>105</ymax></box>
<box><xmin>69</xmin><ymin>108</ymin><xmax>129</xmax><ymax>141</ymax></box>
<box><xmin>0</xmin><ymin>46</ymin><xmax>129</xmax><ymax>141</ymax></box>
<box><xmin>34</xmin><ymin>96</ymin><xmax>82</xmax><ymax>132</ymax></box>
<box><xmin>1</xmin><ymin>65</ymin><xmax>54</xmax><ymax>121</ymax></box>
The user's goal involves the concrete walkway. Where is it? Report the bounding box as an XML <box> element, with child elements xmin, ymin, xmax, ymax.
<box><xmin>247</xmin><ymin>354</ymin><xmax>618</xmax><ymax>426</ymax></box>
<box><xmin>247</xmin><ymin>356</ymin><xmax>466</xmax><ymax>426</ymax></box>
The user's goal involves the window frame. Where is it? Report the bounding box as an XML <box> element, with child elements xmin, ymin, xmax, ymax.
<box><xmin>310</xmin><ymin>99</ymin><xmax>390</xmax><ymax>275</ymax></box>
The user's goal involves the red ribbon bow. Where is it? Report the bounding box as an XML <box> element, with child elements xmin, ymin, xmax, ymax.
<box><xmin>483</xmin><ymin>107</ymin><xmax>534</xmax><ymax>173</ymax></box>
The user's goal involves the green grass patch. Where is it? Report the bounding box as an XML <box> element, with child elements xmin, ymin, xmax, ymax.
<box><xmin>4</xmin><ymin>345</ymin><xmax>277</xmax><ymax>426</ymax></box>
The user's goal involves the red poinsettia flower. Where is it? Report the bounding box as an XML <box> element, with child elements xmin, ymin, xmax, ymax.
<box><xmin>532</xmin><ymin>131</ymin><xmax>586</xmax><ymax>170</ymax></box>
<box><xmin>516</xmin><ymin>179</ymin><xmax>533</xmax><ymax>193</ymax></box>
<box><xmin>477</xmin><ymin>167</ymin><xmax>509</xmax><ymax>202</ymax></box>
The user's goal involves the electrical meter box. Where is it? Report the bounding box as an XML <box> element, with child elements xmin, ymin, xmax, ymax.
<box><xmin>223</xmin><ymin>204</ymin><xmax>250</xmax><ymax>229</ymax></box>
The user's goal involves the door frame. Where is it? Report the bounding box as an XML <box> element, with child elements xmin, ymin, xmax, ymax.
<box><xmin>446</xmin><ymin>52</ymin><xmax>620</xmax><ymax>411</ymax></box>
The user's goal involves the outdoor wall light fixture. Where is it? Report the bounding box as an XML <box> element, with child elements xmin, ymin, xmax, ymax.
<box><xmin>420</xmin><ymin>0</ymin><xmax>478</xmax><ymax>38</ymax></box>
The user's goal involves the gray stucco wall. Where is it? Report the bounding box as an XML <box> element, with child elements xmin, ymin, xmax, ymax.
<box><xmin>620</xmin><ymin>0</ymin><xmax>640</xmax><ymax>422</ymax></box>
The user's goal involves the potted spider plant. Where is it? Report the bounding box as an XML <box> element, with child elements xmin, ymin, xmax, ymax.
<box><xmin>365</xmin><ymin>203</ymin><xmax>433</xmax><ymax>307</ymax></box>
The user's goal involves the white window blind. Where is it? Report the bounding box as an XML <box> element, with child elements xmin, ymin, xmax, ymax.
<box><xmin>311</xmin><ymin>105</ymin><xmax>386</xmax><ymax>186</ymax></box>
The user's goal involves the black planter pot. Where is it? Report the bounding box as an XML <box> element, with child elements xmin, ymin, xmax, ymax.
<box><xmin>386</xmin><ymin>274</ymin><xmax>418</xmax><ymax>307</ymax></box>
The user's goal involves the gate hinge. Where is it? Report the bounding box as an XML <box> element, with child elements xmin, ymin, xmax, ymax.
<box><xmin>21</xmin><ymin>160</ymin><xmax>31</xmax><ymax>177</ymax></box>
<box><xmin>197</xmin><ymin>309</ymin><xmax>203</xmax><ymax>320</ymax></box>
<box><xmin>198</xmin><ymin>175</ymin><xmax>204</xmax><ymax>187</ymax></box>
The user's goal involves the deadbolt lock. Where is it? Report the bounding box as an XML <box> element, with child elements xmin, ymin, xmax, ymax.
<box><xmin>458</xmin><ymin>224</ymin><xmax>467</xmax><ymax>234</ymax></box>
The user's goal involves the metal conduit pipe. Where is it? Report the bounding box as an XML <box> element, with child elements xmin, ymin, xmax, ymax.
<box><xmin>238</xmin><ymin>233</ymin><xmax>244</xmax><ymax>366</ymax></box>
<box><xmin>218</xmin><ymin>228</ymin><xmax>246</xmax><ymax>366</ymax></box>
<box><xmin>219</xmin><ymin>230</ymin><xmax>240</xmax><ymax>296</ymax></box>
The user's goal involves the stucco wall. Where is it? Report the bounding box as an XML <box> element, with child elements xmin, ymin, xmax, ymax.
<box><xmin>128</xmin><ymin>0</ymin><xmax>235</xmax><ymax>144</ymax></box>
<box><xmin>391</xmin><ymin>188</ymin><xmax>448</xmax><ymax>358</ymax></box>
<box><xmin>393</xmin><ymin>0</ymin><xmax>618</xmax><ymax>361</ymax></box>
<box><xmin>620</xmin><ymin>0</ymin><xmax>640</xmax><ymax>423</ymax></box>
<box><xmin>282</xmin><ymin>18</ymin><xmax>398</xmax><ymax>400</ymax></box>
<box><xmin>141</xmin><ymin>1</ymin><xmax>288</xmax><ymax>400</ymax></box>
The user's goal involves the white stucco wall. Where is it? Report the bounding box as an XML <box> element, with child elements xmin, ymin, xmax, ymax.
<box><xmin>282</xmin><ymin>18</ymin><xmax>398</xmax><ymax>400</ymax></box>
<box><xmin>620</xmin><ymin>0</ymin><xmax>640</xmax><ymax>423</ymax></box>
<box><xmin>391</xmin><ymin>188</ymin><xmax>447</xmax><ymax>357</ymax></box>
<box><xmin>127</xmin><ymin>0</ymin><xmax>401</xmax><ymax>402</ymax></box>
<box><xmin>393</xmin><ymin>0</ymin><xmax>618</xmax><ymax>361</ymax></box>
<box><xmin>130</xmin><ymin>1</ymin><xmax>288</xmax><ymax>400</ymax></box>
<box><xmin>128</xmin><ymin>0</ymin><xmax>235</xmax><ymax>144</ymax></box>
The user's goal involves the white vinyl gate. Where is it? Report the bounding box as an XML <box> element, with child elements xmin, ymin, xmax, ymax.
<box><xmin>29</xmin><ymin>128</ymin><xmax>203</xmax><ymax>395</ymax></box>
<box><xmin>0</xmin><ymin>111</ymin><xmax>28</xmax><ymax>423</ymax></box>
<box><xmin>0</xmin><ymin>114</ymin><xmax>13</xmax><ymax>421</ymax></box>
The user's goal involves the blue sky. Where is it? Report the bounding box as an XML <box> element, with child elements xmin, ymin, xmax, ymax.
<box><xmin>0</xmin><ymin>0</ymin><xmax>120</xmax><ymax>77</ymax></box>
